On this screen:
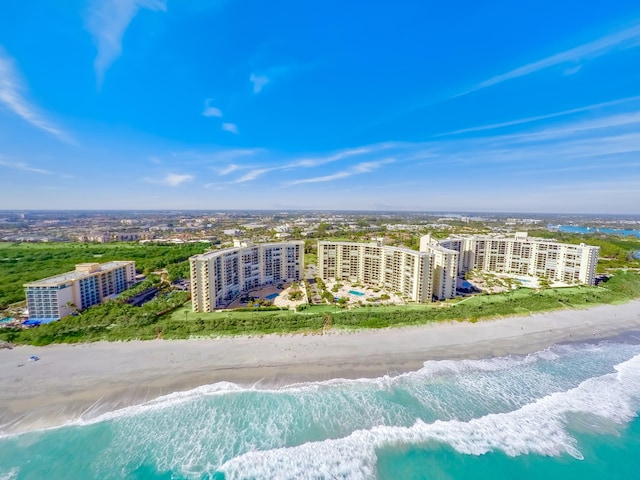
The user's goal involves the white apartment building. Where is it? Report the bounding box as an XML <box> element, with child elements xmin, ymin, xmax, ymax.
<box><xmin>317</xmin><ymin>239</ymin><xmax>453</xmax><ymax>302</ymax></box>
<box><xmin>439</xmin><ymin>232</ymin><xmax>599</xmax><ymax>285</ymax></box>
<box><xmin>419</xmin><ymin>235</ymin><xmax>458</xmax><ymax>300</ymax></box>
<box><xmin>24</xmin><ymin>261</ymin><xmax>136</xmax><ymax>321</ymax></box>
<box><xmin>190</xmin><ymin>241</ymin><xmax>304</xmax><ymax>311</ymax></box>
<box><xmin>318</xmin><ymin>233</ymin><xmax>599</xmax><ymax>304</ymax></box>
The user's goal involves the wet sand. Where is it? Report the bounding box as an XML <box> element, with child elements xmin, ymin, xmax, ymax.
<box><xmin>2</xmin><ymin>300</ymin><xmax>640</xmax><ymax>435</ymax></box>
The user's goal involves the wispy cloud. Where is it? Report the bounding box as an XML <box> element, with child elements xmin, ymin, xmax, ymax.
<box><xmin>222</xmin><ymin>122</ymin><xmax>239</xmax><ymax>134</ymax></box>
<box><xmin>202</xmin><ymin>99</ymin><xmax>223</xmax><ymax>117</ymax></box>
<box><xmin>232</xmin><ymin>168</ymin><xmax>270</xmax><ymax>183</ymax></box>
<box><xmin>0</xmin><ymin>47</ymin><xmax>72</xmax><ymax>142</ymax></box>
<box><xmin>86</xmin><ymin>0</ymin><xmax>167</xmax><ymax>88</ymax></box>
<box><xmin>218</xmin><ymin>163</ymin><xmax>240</xmax><ymax>175</ymax></box>
<box><xmin>249</xmin><ymin>64</ymin><xmax>297</xmax><ymax>94</ymax></box>
<box><xmin>144</xmin><ymin>172</ymin><xmax>193</xmax><ymax>186</ymax></box>
<box><xmin>286</xmin><ymin>159</ymin><xmax>395</xmax><ymax>186</ymax></box>
<box><xmin>220</xmin><ymin>145</ymin><xmax>387</xmax><ymax>184</ymax></box>
<box><xmin>0</xmin><ymin>157</ymin><xmax>53</xmax><ymax>175</ymax></box>
<box><xmin>249</xmin><ymin>73</ymin><xmax>270</xmax><ymax>93</ymax></box>
<box><xmin>441</xmin><ymin>95</ymin><xmax>640</xmax><ymax>136</ymax></box>
<box><xmin>287</xmin><ymin>146</ymin><xmax>381</xmax><ymax>168</ymax></box>
<box><xmin>458</xmin><ymin>22</ymin><xmax>640</xmax><ymax>96</ymax></box>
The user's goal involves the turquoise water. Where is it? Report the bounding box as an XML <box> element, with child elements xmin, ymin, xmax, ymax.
<box><xmin>2</xmin><ymin>339</ymin><xmax>640</xmax><ymax>479</ymax></box>
<box><xmin>349</xmin><ymin>290</ymin><xmax>365</xmax><ymax>296</ymax></box>
<box><xmin>551</xmin><ymin>225</ymin><xmax>640</xmax><ymax>238</ymax></box>
<box><xmin>265</xmin><ymin>293</ymin><xmax>279</xmax><ymax>300</ymax></box>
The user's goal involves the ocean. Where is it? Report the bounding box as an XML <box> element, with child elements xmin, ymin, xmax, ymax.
<box><xmin>2</xmin><ymin>338</ymin><xmax>640</xmax><ymax>479</ymax></box>
<box><xmin>550</xmin><ymin>225</ymin><xmax>640</xmax><ymax>238</ymax></box>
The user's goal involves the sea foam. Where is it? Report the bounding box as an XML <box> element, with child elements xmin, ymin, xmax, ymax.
<box><xmin>2</xmin><ymin>342</ymin><xmax>639</xmax><ymax>479</ymax></box>
<box><xmin>218</xmin><ymin>353</ymin><xmax>640</xmax><ymax>479</ymax></box>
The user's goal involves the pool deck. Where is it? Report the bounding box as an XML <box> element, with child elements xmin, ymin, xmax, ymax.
<box><xmin>326</xmin><ymin>280</ymin><xmax>405</xmax><ymax>306</ymax></box>
<box><xmin>225</xmin><ymin>282</ymin><xmax>308</xmax><ymax>310</ymax></box>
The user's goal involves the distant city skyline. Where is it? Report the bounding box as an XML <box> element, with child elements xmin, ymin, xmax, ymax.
<box><xmin>1</xmin><ymin>1</ymin><xmax>639</xmax><ymax>213</ymax></box>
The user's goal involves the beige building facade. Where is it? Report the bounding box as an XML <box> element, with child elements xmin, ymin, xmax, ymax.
<box><xmin>190</xmin><ymin>241</ymin><xmax>304</xmax><ymax>312</ymax></box>
<box><xmin>318</xmin><ymin>233</ymin><xmax>599</xmax><ymax>304</ymax></box>
<box><xmin>439</xmin><ymin>232</ymin><xmax>599</xmax><ymax>285</ymax></box>
<box><xmin>318</xmin><ymin>239</ymin><xmax>454</xmax><ymax>302</ymax></box>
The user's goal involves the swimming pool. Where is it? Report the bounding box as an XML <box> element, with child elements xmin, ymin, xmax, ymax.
<box><xmin>348</xmin><ymin>290</ymin><xmax>365</xmax><ymax>296</ymax></box>
<box><xmin>265</xmin><ymin>293</ymin><xmax>279</xmax><ymax>300</ymax></box>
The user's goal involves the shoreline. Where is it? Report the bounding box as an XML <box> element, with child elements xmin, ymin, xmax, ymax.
<box><xmin>2</xmin><ymin>300</ymin><xmax>640</xmax><ymax>436</ymax></box>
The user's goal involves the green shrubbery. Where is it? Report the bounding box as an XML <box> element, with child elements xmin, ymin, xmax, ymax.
<box><xmin>0</xmin><ymin>242</ymin><xmax>209</xmax><ymax>308</ymax></box>
<box><xmin>2</xmin><ymin>271</ymin><xmax>640</xmax><ymax>346</ymax></box>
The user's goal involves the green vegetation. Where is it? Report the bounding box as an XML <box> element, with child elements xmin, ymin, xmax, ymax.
<box><xmin>304</xmin><ymin>252</ymin><xmax>317</xmax><ymax>266</ymax></box>
<box><xmin>3</xmin><ymin>232</ymin><xmax>640</xmax><ymax>345</ymax></box>
<box><xmin>0</xmin><ymin>242</ymin><xmax>209</xmax><ymax>308</ymax></box>
<box><xmin>3</xmin><ymin>270</ymin><xmax>640</xmax><ymax>345</ymax></box>
<box><xmin>0</xmin><ymin>291</ymin><xmax>190</xmax><ymax>345</ymax></box>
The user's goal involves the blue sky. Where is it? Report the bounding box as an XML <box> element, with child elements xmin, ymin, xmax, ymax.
<box><xmin>1</xmin><ymin>0</ymin><xmax>639</xmax><ymax>213</ymax></box>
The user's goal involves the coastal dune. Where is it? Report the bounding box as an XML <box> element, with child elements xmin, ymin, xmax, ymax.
<box><xmin>2</xmin><ymin>300</ymin><xmax>640</xmax><ymax>435</ymax></box>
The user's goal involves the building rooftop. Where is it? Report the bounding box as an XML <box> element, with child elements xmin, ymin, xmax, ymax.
<box><xmin>24</xmin><ymin>261</ymin><xmax>134</xmax><ymax>287</ymax></box>
<box><xmin>192</xmin><ymin>241</ymin><xmax>305</xmax><ymax>261</ymax></box>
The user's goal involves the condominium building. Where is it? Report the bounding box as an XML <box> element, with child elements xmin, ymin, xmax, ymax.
<box><xmin>419</xmin><ymin>235</ymin><xmax>458</xmax><ymax>300</ymax></box>
<box><xmin>317</xmin><ymin>238</ymin><xmax>453</xmax><ymax>302</ymax></box>
<box><xmin>318</xmin><ymin>232</ymin><xmax>599</xmax><ymax>304</ymax></box>
<box><xmin>190</xmin><ymin>240</ymin><xmax>304</xmax><ymax>312</ymax></box>
<box><xmin>439</xmin><ymin>232</ymin><xmax>599</xmax><ymax>285</ymax></box>
<box><xmin>24</xmin><ymin>261</ymin><xmax>136</xmax><ymax>321</ymax></box>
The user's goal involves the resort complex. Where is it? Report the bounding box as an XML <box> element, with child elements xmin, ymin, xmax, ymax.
<box><xmin>190</xmin><ymin>240</ymin><xmax>304</xmax><ymax>312</ymax></box>
<box><xmin>439</xmin><ymin>232</ymin><xmax>599</xmax><ymax>285</ymax></box>
<box><xmin>317</xmin><ymin>238</ymin><xmax>458</xmax><ymax>303</ymax></box>
<box><xmin>24</xmin><ymin>261</ymin><xmax>136</xmax><ymax>321</ymax></box>
<box><xmin>318</xmin><ymin>233</ymin><xmax>599</xmax><ymax>303</ymax></box>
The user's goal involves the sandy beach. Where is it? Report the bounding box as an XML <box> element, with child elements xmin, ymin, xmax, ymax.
<box><xmin>2</xmin><ymin>300</ymin><xmax>640</xmax><ymax>435</ymax></box>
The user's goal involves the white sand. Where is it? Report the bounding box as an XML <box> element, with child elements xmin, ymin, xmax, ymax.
<box><xmin>2</xmin><ymin>300</ymin><xmax>640</xmax><ymax>435</ymax></box>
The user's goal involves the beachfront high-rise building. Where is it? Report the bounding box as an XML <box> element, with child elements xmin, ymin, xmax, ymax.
<box><xmin>439</xmin><ymin>232</ymin><xmax>599</xmax><ymax>285</ymax></box>
<box><xmin>419</xmin><ymin>235</ymin><xmax>459</xmax><ymax>300</ymax></box>
<box><xmin>24</xmin><ymin>261</ymin><xmax>136</xmax><ymax>321</ymax></box>
<box><xmin>190</xmin><ymin>240</ymin><xmax>304</xmax><ymax>312</ymax></box>
<box><xmin>318</xmin><ymin>238</ymin><xmax>457</xmax><ymax>302</ymax></box>
<box><xmin>318</xmin><ymin>233</ymin><xmax>599</xmax><ymax>304</ymax></box>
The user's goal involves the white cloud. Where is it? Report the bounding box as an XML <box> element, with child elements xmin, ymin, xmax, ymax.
<box><xmin>219</xmin><ymin>163</ymin><xmax>240</xmax><ymax>175</ymax></box>
<box><xmin>233</xmin><ymin>168</ymin><xmax>270</xmax><ymax>183</ymax></box>
<box><xmin>0</xmin><ymin>47</ymin><xmax>72</xmax><ymax>142</ymax></box>
<box><xmin>222</xmin><ymin>122</ymin><xmax>239</xmax><ymax>134</ymax></box>
<box><xmin>441</xmin><ymin>95</ymin><xmax>640</xmax><ymax>136</ymax></box>
<box><xmin>86</xmin><ymin>0</ymin><xmax>167</xmax><ymax>88</ymax></box>
<box><xmin>459</xmin><ymin>22</ymin><xmax>640</xmax><ymax>96</ymax></box>
<box><xmin>249</xmin><ymin>73</ymin><xmax>270</xmax><ymax>93</ymax></box>
<box><xmin>202</xmin><ymin>99</ymin><xmax>223</xmax><ymax>117</ymax></box>
<box><xmin>220</xmin><ymin>144</ymin><xmax>393</xmax><ymax>184</ymax></box>
<box><xmin>164</xmin><ymin>173</ymin><xmax>193</xmax><ymax>186</ymax></box>
<box><xmin>0</xmin><ymin>157</ymin><xmax>52</xmax><ymax>175</ymax></box>
<box><xmin>287</xmin><ymin>159</ymin><xmax>394</xmax><ymax>185</ymax></box>
<box><xmin>288</xmin><ymin>146</ymin><xmax>377</xmax><ymax>168</ymax></box>
<box><xmin>145</xmin><ymin>172</ymin><xmax>193</xmax><ymax>186</ymax></box>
